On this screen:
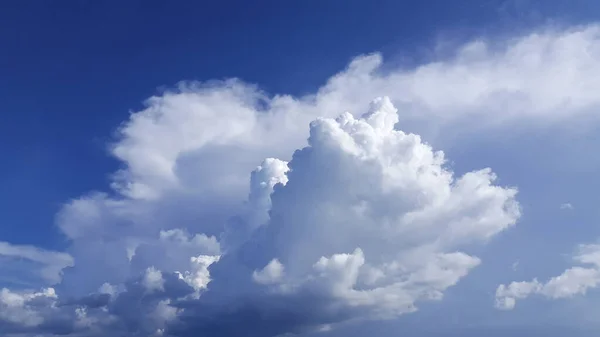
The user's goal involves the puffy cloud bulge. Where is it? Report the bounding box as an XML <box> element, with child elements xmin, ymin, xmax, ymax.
<box><xmin>2</xmin><ymin>24</ymin><xmax>600</xmax><ymax>336</ymax></box>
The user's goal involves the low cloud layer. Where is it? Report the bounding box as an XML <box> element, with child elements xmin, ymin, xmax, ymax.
<box><xmin>3</xmin><ymin>23</ymin><xmax>600</xmax><ymax>336</ymax></box>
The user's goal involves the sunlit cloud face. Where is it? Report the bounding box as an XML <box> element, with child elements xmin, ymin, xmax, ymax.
<box><xmin>3</xmin><ymin>23</ymin><xmax>600</xmax><ymax>336</ymax></box>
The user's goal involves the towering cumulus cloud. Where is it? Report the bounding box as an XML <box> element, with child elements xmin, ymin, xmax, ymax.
<box><xmin>5</xmin><ymin>24</ymin><xmax>600</xmax><ymax>336</ymax></box>
<box><xmin>1</xmin><ymin>97</ymin><xmax>519</xmax><ymax>336</ymax></box>
<box><xmin>168</xmin><ymin>97</ymin><xmax>520</xmax><ymax>337</ymax></box>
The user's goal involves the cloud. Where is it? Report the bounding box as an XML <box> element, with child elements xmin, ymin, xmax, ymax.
<box><xmin>560</xmin><ymin>203</ymin><xmax>574</xmax><ymax>210</ymax></box>
<box><xmin>0</xmin><ymin>98</ymin><xmax>520</xmax><ymax>337</ymax></box>
<box><xmin>0</xmin><ymin>288</ymin><xmax>57</xmax><ymax>328</ymax></box>
<box><xmin>4</xmin><ymin>23</ymin><xmax>600</xmax><ymax>336</ymax></box>
<box><xmin>0</xmin><ymin>287</ymin><xmax>95</xmax><ymax>336</ymax></box>
<box><xmin>65</xmin><ymin>24</ymin><xmax>600</xmax><ymax>205</ymax></box>
<box><xmin>495</xmin><ymin>244</ymin><xmax>600</xmax><ymax>310</ymax></box>
<box><xmin>57</xmin><ymin>24</ymin><xmax>600</xmax><ymax>295</ymax></box>
<box><xmin>0</xmin><ymin>241</ymin><xmax>74</xmax><ymax>286</ymax></box>
<box><xmin>165</xmin><ymin>97</ymin><xmax>518</xmax><ymax>336</ymax></box>
<box><xmin>0</xmin><ymin>270</ymin><xmax>197</xmax><ymax>336</ymax></box>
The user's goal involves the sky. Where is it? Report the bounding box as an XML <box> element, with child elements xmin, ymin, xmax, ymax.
<box><xmin>2</xmin><ymin>0</ymin><xmax>600</xmax><ymax>336</ymax></box>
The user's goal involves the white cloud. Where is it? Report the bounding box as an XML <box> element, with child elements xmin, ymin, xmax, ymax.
<box><xmin>0</xmin><ymin>241</ymin><xmax>74</xmax><ymax>285</ymax></box>
<box><xmin>70</xmin><ymin>24</ymin><xmax>600</xmax><ymax>205</ymax></box>
<box><xmin>4</xmin><ymin>23</ymin><xmax>600</xmax><ymax>336</ymax></box>
<box><xmin>560</xmin><ymin>203</ymin><xmax>574</xmax><ymax>210</ymax></box>
<box><xmin>172</xmin><ymin>97</ymin><xmax>518</xmax><ymax>336</ymax></box>
<box><xmin>142</xmin><ymin>267</ymin><xmax>165</xmax><ymax>293</ymax></box>
<box><xmin>0</xmin><ymin>287</ymin><xmax>57</xmax><ymax>327</ymax></box>
<box><xmin>253</xmin><ymin>259</ymin><xmax>285</xmax><ymax>285</ymax></box>
<box><xmin>176</xmin><ymin>255</ymin><xmax>220</xmax><ymax>293</ymax></box>
<box><xmin>495</xmin><ymin>244</ymin><xmax>600</xmax><ymax>310</ymax></box>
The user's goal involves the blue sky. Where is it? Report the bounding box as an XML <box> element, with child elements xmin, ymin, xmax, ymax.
<box><xmin>3</xmin><ymin>1</ymin><xmax>600</xmax><ymax>336</ymax></box>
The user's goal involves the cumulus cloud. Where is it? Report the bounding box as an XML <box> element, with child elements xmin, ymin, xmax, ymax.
<box><xmin>142</xmin><ymin>267</ymin><xmax>165</xmax><ymax>293</ymax></box>
<box><xmin>4</xmin><ymin>23</ymin><xmax>600</xmax><ymax>336</ymax></box>
<box><xmin>496</xmin><ymin>244</ymin><xmax>600</xmax><ymax>310</ymax></box>
<box><xmin>0</xmin><ymin>271</ymin><xmax>198</xmax><ymax>336</ymax></box>
<box><xmin>0</xmin><ymin>287</ymin><xmax>57</xmax><ymax>328</ymax></box>
<box><xmin>0</xmin><ymin>287</ymin><xmax>99</xmax><ymax>336</ymax></box>
<box><xmin>168</xmin><ymin>97</ymin><xmax>518</xmax><ymax>336</ymax></box>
